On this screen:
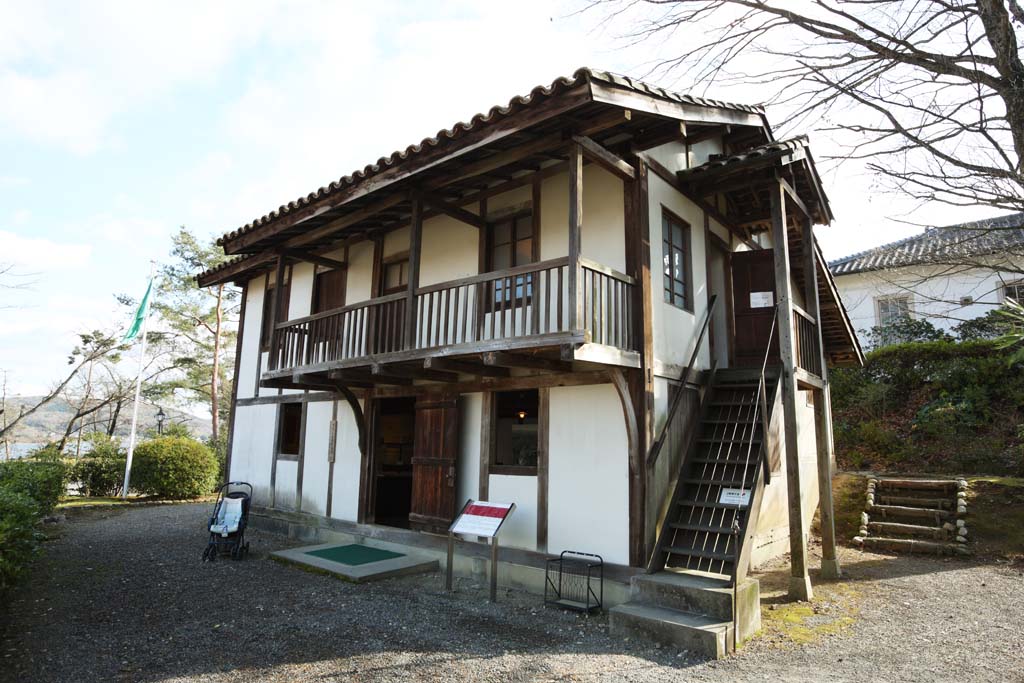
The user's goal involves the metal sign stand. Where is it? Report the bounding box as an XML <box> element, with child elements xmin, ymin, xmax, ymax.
<box><xmin>444</xmin><ymin>499</ymin><xmax>515</xmax><ymax>603</ymax></box>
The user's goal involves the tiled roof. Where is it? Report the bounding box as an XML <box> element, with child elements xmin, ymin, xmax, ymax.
<box><xmin>829</xmin><ymin>213</ymin><xmax>1024</xmax><ymax>276</ymax></box>
<box><xmin>677</xmin><ymin>136</ymin><xmax>809</xmax><ymax>179</ymax></box>
<box><xmin>216</xmin><ymin>67</ymin><xmax>765</xmax><ymax>247</ymax></box>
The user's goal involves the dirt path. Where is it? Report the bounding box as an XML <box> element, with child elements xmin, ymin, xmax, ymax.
<box><xmin>1</xmin><ymin>504</ymin><xmax>1021</xmax><ymax>682</ymax></box>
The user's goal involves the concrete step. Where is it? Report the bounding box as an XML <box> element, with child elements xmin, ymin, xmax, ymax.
<box><xmin>630</xmin><ymin>571</ymin><xmax>757</xmax><ymax>623</ymax></box>
<box><xmin>609</xmin><ymin>603</ymin><xmax>732</xmax><ymax>658</ymax></box>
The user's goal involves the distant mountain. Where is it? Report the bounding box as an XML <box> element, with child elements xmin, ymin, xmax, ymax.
<box><xmin>1</xmin><ymin>395</ymin><xmax>212</xmax><ymax>447</ymax></box>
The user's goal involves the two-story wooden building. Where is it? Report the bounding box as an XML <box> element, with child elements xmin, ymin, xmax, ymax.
<box><xmin>198</xmin><ymin>68</ymin><xmax>862</xmax><ymax>656</ymax></box>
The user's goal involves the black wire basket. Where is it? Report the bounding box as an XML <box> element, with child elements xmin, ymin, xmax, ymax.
<box><xmin>544</xmin><ymin>551</ymin><xmax>603</xmax><ymax>613</ymax></box>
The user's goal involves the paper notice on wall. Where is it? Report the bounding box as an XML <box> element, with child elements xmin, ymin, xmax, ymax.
<box><xmin>719</xmin><ymin>488</ymin><xmax>751</xmax><ymax>507</ymax></box>
<box><xmin>749</xmin><ymin>291</ymin><xmax>774</xmax><ymax>308</ymax></box>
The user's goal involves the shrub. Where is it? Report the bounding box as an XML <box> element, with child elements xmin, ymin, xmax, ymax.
<box><xmin>0</xmin><ymin>460</ymin><xmax>69</xmax><ymax>515</ymax></box>
<box><xmin>131</xmin><ymin>437</ymin><xmax>218</xmax><ymax>498</ymax></box>
<box><xmin>71</xmin><ymin>433</ymin><xmax>126</xmax><ymax>497</ymax></box>
<box><xmin>0</xmin><ymin>488</ymin><xmax>41</xmax><ymax>599</ymax></box>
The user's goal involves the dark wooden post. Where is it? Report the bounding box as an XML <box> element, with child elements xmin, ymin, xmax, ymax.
<box><xmin>268</xmin><ymin>254</ymin><xmax>287</xmax><ymax>371</ymax></box>
<box><xmin>801</xmin><ymin>216</ymin><xmax>841</xmax><ymax>580</ymax></box>
<box><xmin>770</xmin><ymin>181</ymin><xmax>813</xmax><ymax>602</ymax></box>
<box><xmin>568</xmin><ymin>142</ymin><xmax>583</xmax><ymax>332</ymax></box>
<box><xmin>405</xmin><ymin>195</ymin><xmax>423</xmax><ymax>350</ymax></box>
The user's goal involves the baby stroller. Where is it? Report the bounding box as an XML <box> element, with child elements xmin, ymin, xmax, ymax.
<box><xmin>202</xmin><ymin>481</ymin><xmax>252</xmax><ymax>561</ymax></box>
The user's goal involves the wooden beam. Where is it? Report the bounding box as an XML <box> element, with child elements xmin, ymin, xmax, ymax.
<box><xmin>267</xmin><ymin>255</ymin><xmax>287</xmax><ymax>371</ymax></box>
<box><xmin>482</xmin><ymin>351</ymin><xmax>572</xmax><ymax>373</ymax></box>
<box><xmin>405</xmin><ymin>196</ymin><xmax>423</xmax><ymax>350</ymax></box>
<box><xmin>279</xmin><ymin>248</ymin><xmax>346</xmax><ymax>270</ymax></box>
<box><xmin>608</xmin><ymin>368</ymin><xmax>644</xmax><ymax>567</ymax></box>
<box><xmin>369</xmin><ymin>370</ymin><xmax>609</xmax><ymax>399</ymax></box>
<box><xmin>571</xmin><ymin>135</ymin><xmax>636</xmax><ymax>180</ymax></box>
<box><xmin>372</xmin><ymin>362</ymin><xmax>458</xmax><ymax>383</ymax></box>
<box><xmin>683</xmin><ymin>124</ymin><xmax>730</xmax><ymax>146</ymax></box>
<box><xmin>424</xmin><ymin>357</ymin><xmax>510</xmax><ymax>378</ymax></box>
<box><xmin>568</xmin><ymin>141</ymin><xmax>583</xmax><ymax>331</ymax></box>
<box><xmin>771</xmin><ymin>180</ymin><xmax>812</xmax><ymax>602</ymax></box>
<box><xmin>420</xmin><ymin>193</ymin><xmax>485</xmax><ymax>228</ymax></box>
<box><xmin>328</xmin><ymin>368</ymin><xmax>398</xmax><ymax>386</ymax></box>
<box><xmin>590</xmin><ymin>79</ymin><xmax>765</xmax><ymax>128</ymax></box>
<box><xmin>779</xmin><ymin>176</ymin><xmax>813</xmax><ymax>220</ymax></box>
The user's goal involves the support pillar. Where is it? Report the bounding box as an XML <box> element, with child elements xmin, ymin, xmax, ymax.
<box><xmin>770</xmin><ymin>181</ymin><xmax>812</xmax><ymax>601</ymax></box>
<box><xmin>404</xmin><ymin>195</ymin><xmax>423</xmax><ymax>350</ymax></box>
<box><xmin>801</xmin><ymin>217</ymin><xmax>841</xmax><ymax>579</ymax></box>
<box><xmin>568</xmin><ymin>142</ymin><xmax>583</xmax><ymax>332</ymax></box>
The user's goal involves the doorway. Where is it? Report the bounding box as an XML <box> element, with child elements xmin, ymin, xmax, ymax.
<box><xmin>707</xmin><ymin>235</ymin><xmax>733</xmax><ymax>368</ymax></box>
<box><xmin>731</xmin><ymin>249</ymin><xmax>780</xmax><ymax>367</ymax></box>
<box><xmin>371</xmin><ymin>397</ymin><xmax>416</xmax><ymax>528</ymax></box>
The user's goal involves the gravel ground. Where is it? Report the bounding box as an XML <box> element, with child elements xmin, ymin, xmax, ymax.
<box><xmin>1</xmin><ymin>504</ymin><xmax>1022</xmax><ymax>682</ymax></box>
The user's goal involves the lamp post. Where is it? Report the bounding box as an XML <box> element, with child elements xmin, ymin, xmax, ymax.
<box><xmin>156</xmin><ymin>407</ymin><xmax>166</xmax><ymax>436</ymax></box>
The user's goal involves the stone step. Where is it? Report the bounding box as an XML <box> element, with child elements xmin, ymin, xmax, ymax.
<box><xmin>867</xmin><ymin>521</ymin><xmax>951</xmax><ymax>540</ymax></box>
<box><xmin>609</xmin><ymin>603</ymin><xmax>732</xmax><ymax>659</ymax></box>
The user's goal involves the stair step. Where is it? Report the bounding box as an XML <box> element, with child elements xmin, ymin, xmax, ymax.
<box><xmin>875</xmin><ymin>478</ymin><xmax>960</xmax><ymax>491</ymax></box>
<box><xmin>669</xmin><ymin>522</ymin><xmax>736</xmax><ymax>535</ymax></box>
<box><xmin>609</xmin><ymin>603</ymin><xmax>731</xmax><ymax>658</ymax></box>
<box><xmin>697</xmin><ymin>436</ymin><xmax>761</xmax><ymax>445</ymax></box>
<box><xmin>665</xmin><ymin>546</ymin><xmax>734</xmax><ymax>562</ymax></box>
<box><xmin>876</xmin><ymin>496</ymin><xmax>952</xmax><ymax>509</ymax></box>
<box><xmin>692</xmin><ymin>457</ymin><xmax>758</xmax><ymax>466</ymax></box>
<box><xmin>871</xmin><ymin>504</ymin><xmax>952</xmax><ymax>520</ymax></box>
<box><xmin>683</xmin><ymin>478</ymin><xmax>752</xmax><ymax>488</ymax></box>
<box><xmin>868</xmin><ymin>521</ymin><xmax>951</xmax><ymax>540</ymax></box>
<box><xmin>709</xmin><ymin>400</ymin><xmax>757</xmax><ymax>407</ymax></box>
<box><xmin>679</xmin><ymin>499</ymin><xmax>746</xmax><ymax>510</ymax></box>
<box><xmin>859</xmin><ymin>536</ymin><xmax>969</xmax><ymax>556</ymax></box>
<box><xmin>701</xmin><ymin>418</ymin><xmax>759</xmax><ymax>425</ymax></box>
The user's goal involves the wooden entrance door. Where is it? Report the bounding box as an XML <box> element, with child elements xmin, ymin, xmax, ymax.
<box><xmin>731</xmin><ymin>250</ymin><xmax>780</xmax><ymax>367</ymax></box>
<box><xmin>409</xmin><ymin>395</ymin><xmax>459</xmax><ymax>532</ymax></box>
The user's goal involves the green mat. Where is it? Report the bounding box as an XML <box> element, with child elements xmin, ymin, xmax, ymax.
<box><xmin>304</xmin><ymin>544</ymin><xmax>404</xmax><ymax>566</ymax></box>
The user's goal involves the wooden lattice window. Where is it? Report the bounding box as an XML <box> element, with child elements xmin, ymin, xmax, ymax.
<box><xmin>662</xmin><ymin>209</ymin><xmax>692</xmax><ymax>311</ymax></box>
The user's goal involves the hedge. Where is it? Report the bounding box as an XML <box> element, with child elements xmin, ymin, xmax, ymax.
<box><xmin>131</xmin><ymin>437</ymin><xmax>218</xmax><ymax>499</ymax></box>
<box><xmin>0</xmin><ymin>458</ymin><xmax>68</xmax><ymax>600</ymax></box>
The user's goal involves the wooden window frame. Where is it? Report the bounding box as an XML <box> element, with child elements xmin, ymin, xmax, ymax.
<box><xmin>661</xmin><ymin>208</ymin><xmax>693</xmax><ymax>312</ymax></box>
<box><xmin>874</xmin><ymin>294</ymin><xmax>913</xmax><ymax>327</ymax></box>
<box><xmin>484</xmin><ymin>209</ymin><xmax>538</xmax><ymax>310</ymax></box>
<box><xmin>380</xmin><ymin>250</ymin><xmax>410</xmax><ymax>296</ymax></box>
<box><xmin>276</xmin><ymin>402</ymin><xmax>303</xmax><ymax>461</ymax></box>
<box><xmin>485</xmin><ymin>387</ymin><xmax>544</xmax><ymax>476</ymax></box>
<box><xmin>1003</xmin><ymin>280</ymin><xmax>1024</xmax><ymax>304</ymax></box>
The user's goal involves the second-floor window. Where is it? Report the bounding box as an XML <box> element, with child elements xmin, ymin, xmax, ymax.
<box><xmin>487</xmin><ymin>211</ymin><xmax>535</xmax><ymax>306</ymax></box>
<box><xmin>1004</xmin><ymin>280</ymin><xmax>1024</xmax><ymax>304</ymax></box>
<box><xmin>382</xmin><ymin>254</ymin><xmax>409</xmax><ymax>295</ymax></box>
<box><xmin>662</xmin><ymin>209</ymin><xmax>692</xmax><ymax>311</ymax></box>
<box><xmin>876</xmin><ymin>294</ymin><xmax>912</xmax><ymax>327</ymax></box>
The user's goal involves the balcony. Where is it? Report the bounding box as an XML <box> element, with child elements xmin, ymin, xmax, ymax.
<box><xmin>263</xmin><ymin>256</ymin><xmax>639</xmax><ymax>386</ymax></box>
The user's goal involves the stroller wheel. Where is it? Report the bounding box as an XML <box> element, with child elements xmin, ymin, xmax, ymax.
<box><xmin>230</xmin><ymin>545</ymin><xmax>241</xmax><ymax>561</ymax></box>
<box><xmin>202</xmin><ymin>545</ymin><xmax>210</xmax><ymax>562</ymax></box>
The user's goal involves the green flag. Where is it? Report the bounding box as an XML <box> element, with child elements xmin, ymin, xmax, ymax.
<box><xmin>122</xmin><ymin>279</ymin><xmax>153</xmax><ymax>342</ymax></box>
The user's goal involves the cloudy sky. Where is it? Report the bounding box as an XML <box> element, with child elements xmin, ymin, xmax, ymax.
<box><xmin>0</xmin><ymin>0</ymin><xmax>999</xmax><ymax>396</ymax></box>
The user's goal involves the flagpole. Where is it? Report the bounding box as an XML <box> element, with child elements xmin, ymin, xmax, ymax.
<box><xmin>122</xmin><ymin>261</ymin><xmax>156</xmax><ymax>499</ymax></box>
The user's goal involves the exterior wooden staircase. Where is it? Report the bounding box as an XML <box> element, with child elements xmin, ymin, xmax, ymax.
<box><xmin>611</xmin><ymin>366</ymin><xmax>782</xmax><ymax>658</ymax></box>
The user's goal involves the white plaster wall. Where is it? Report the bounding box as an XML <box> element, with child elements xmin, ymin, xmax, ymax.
<box><xmin>688</xmin><ymin>138</ymin><xmax>725</xmax><ymax>168</ymax></box>
<box><xmin>540</xmin><ymin>173</ymin><xmax>567</xmax><ymax>260</ymax></box>
<box><xmin>289</xmin><ymin>262</ymin><xmax>314</xmax><ymax>319</ymax></box>
<box><xmin>834</xmin><ymin>264</ymin><xmax>1022</xmax><ymax>344</ymax></box>
<box><xmin>488</xmin><ymin>474</ymin><xmax>537</xmax><ymax>551</ymax></box>
<box><xmin>420</xmin><ymin>214</ymin><xmax>479</xmax><ymax>287</ymax></box>
<box><xmin>547</xmin><ymin>384</ymin><xmax>630</xmax><ymax>565</ymax></box>
<box><xmin>275</xmin><ymin>460</ymin><xmax>298</xmax><ymax>510</ymax></box>
<box><xmin>300</xmin><ymin>401</ymin><xmax>332</xmax><ymax>516</ymax></box>
<box><xmin>645</xmin><ymin>141</ymin><xmax>688</xmax><ymax>172</ymax></box>
<box><xmin>648</xmin><ymin>172</ymin><xmax>711</xmax><ymax>370</ymax></box>
<box><xmin>331</xmin><ymin>398</ymin><xmax>364</xmax><ymax>522</ymax></box>
<box><xmin>383</xmin><ymin>225</ymin><xmax>410</xmax><ymax>258</ymax></box>
<box><xmin>236</xmin><ymin>277</ymin><xmax>264</xmax><ymax>400</ymax></box>
<box><xmin>535</xmin><ymin>166</ymin><xmax>625</xmax><ymax>271</ymax></box>
<box><xmin>457</xmin><ymin>393</ymin><xmax>482</xmax><ymax>509</ymax></box>
<box><xmin>229</xmin><ymin>403</ymin><xmax>277</xmax><ymax>506</ymax></box>
<box><xmin>346</xmin><ymin>240</ymin><xmax>375</xmax><ymax>304</ymax></box>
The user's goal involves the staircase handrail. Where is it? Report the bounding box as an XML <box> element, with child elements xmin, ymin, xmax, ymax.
<box><xmin>646</xmin><ymin>294</ymin><xmax>718</xmax><ymax>470</ymax></box>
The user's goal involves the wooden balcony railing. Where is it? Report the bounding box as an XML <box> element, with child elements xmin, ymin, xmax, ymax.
<box><xmin>792</xmin><ymin>305</ymin><xmax>822</xmax><ymax>378</ymax></box>
<box><xmin>269</xmin><ymin>256</ymin><xmax>636</xmax><ymax>374</ymax></box>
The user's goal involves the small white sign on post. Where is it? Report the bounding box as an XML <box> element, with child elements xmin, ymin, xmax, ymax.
<box><xmin>749</xmin><ymin>291</ymin><xmax>774</xmax><ymax>308</ymax></box>
<box><xmin>446</xmin><ymin>500</ymin><xmax>516</xmax><ymax>602</ymax></box>
<box><xmin>719</xmin><ymin>488</ymin><xmax>751</xmax><ymax>507</ymax></box>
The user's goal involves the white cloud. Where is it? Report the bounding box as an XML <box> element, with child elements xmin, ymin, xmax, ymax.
<box><xmin>0</xmin><ymin>230</ymin><xmax>92</xmax><ymax>270</ymax></box>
